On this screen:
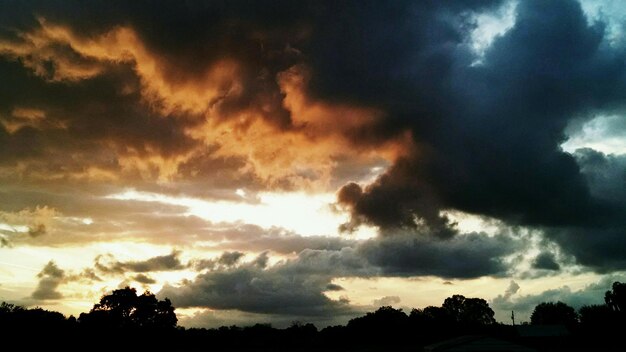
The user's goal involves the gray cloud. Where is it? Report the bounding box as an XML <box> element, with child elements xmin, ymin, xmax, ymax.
<box><xmin>503</xmin><ymin>281</ymin><xmax>520</xmax><ymax>300</ymax></box>
<box><xmin>27</xmin><ymin>223</ymin><xmax>46</xmax><ymax>237</ymax></box>
<box><xmin>0</xmin><ymin>1</ymin><xmax>625</xmax><ymax>326</ymax></box>
<box><xmin>217</xmin><ymin>251</ymin><xmax>245</xmax><ymax>266</ymax></box>
<box><xmin>76</xmin><ymin>268</ymin><xmax>102</xmax><ymax>282</ymax></box>
<box><xmin>358</xmin><ymin>232</ymin><xmax>523</xmax><ymax>279</ymax></box>
<box><xmin>31</xmin><ymin>261</ymin><xmax>64</xmax><ymax>300</ymax></box>
<box><xmin>542</xmin><ymin>149</ymin><xmax>626</xmax><ymax>272</ymax></box>
<box><xmin>133</xmin><ymin>274</ymin><xmax>156</xmax><ymax>284</ymax></box>
<box><xmin>162</xmin><ymin>230</ymin><xmax>522</xmax><ymax>319</ymax></box>
<box><xmin>160</xmin><ymin>250</ymin><xmax>360</xmax><ymax>317</ymax></box>
<box><xmin>333</xmin><ymin>0</ymin><xmax>626</xmax><ymax>273</ymax></box>
<box><xmin>214</xmin><ymin>228</ymin><xmax>359</xmax><ymax>255</ymax></box>
<box><xmin>192</xmin><ymin>251</ymin><xmax>246</xmax><ymax>271</ymax></box>
<box><xmin>95</xmin><ymin>251</ymin><xmax>186</xmax><ymax>274</ymax></box>
<box><xmin>575</xmin><ymin>148</ymin><xmax>626</xmax><ymax>209</ymax></box>
<box><xmin>372</xmin><ymin>295</ymin><xmax>401</xmax><ymax>307</ymax></box>
<box><xmin>532</xmin><ymin>252</ymin><xmax>560</xmax><ymax>271</ymax></box>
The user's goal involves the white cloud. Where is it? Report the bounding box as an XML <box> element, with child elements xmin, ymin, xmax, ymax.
<box><xmin>469</xmin><ymin>0</ymin><xmax>517</xmax><ymax>65</ymax></box>
<box><xmin>562</xmin><ymin>114</ymin><xmax>626</xmax><ymax>155</ymax></box>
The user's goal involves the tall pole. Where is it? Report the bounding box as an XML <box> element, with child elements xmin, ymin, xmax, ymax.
<box><xmin>511</xmin><ymin>310</ymin><xmax>515</xmax><ymax>326</ymax></box>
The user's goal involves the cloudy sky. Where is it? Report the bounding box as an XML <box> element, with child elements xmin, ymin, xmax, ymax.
<box><xmin>1</xmin><ymin>0</ymin><xmax>625</xmax><ymax>327</ymax></box>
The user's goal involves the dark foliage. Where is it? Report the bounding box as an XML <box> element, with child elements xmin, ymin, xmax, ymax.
<box><xmin>605</xmin><ymin>281</ymin><xmax>626</xmax><ymax>314</ymax></box>
<box><xmin>78</xmin><ymin>286</ymin><xmax>177</xmax><ymax>329</ymax></box>
<box><xmin>442</xmin><ymin>294</ymin><xmax>496</xmax><ymax>325</ymax></box>
<box><xmin>346</xmin><ymin>306</ymin><xmax>410</xmax><ymax>345</ymax></box>
<box><xmin>530</xmin><ymin>301</ymin><xmax>579</xmax><ymax>327</ymax></box>
<box><xmin>1</xmin><ymin>283</ymin><xmax>626</xmax><ymax>351</ymax></box>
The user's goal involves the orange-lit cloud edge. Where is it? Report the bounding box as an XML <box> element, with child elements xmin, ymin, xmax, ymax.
<box><xmin>0</xmin><ymin>17</ymin><xmax>624</xmax><ymax>329</ymax></box>
<box><xmin>0</xmin><ymin>19</ymin><xmax>411</xmax><ymax>187</ymax></box>
<box><xmin>0</xmin><ymin>19</ymin><xmax>409</xmax><ymax>323</ymax></box>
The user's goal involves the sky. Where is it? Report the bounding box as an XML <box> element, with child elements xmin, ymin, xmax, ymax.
<box><xmin>0</xmin><ymin>0</ymin><xmax>625</xmax><ymax>328</ymax></box>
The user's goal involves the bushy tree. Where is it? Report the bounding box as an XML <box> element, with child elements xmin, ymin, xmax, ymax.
<box><xmin>442</xmin><ymin>294</ymin><xmax>496</xmax><ymax>325</ymax></box>
<box><xmin>347</xmin><ymin>306</ymin><xmax>409</xmax><ymax>344</ymax></box>
<box><xmin>411</xmin><ymin>306</ymin><xmax>454</xmax><ymax>325</ymax></box>
<box><xmin>530</xmin><ymin>301</ymin><xmax>578</xmax><ymax>326</ymax></box>
<box><xmin>79</xmin><ymin>287</ymin><xmax>176</xmax><ymax>329</ymax></box>
<box><xmin>605</xmin><ymin>282</ymin><xmax>625</xmax><ymax>314</ymax></box>
<box><xmin>579</xmin><ymin>304</ymin><xmax>614</xmax><ymax>326</ymax></box>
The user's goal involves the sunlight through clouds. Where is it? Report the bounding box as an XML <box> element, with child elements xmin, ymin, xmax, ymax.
<box><xmin>469</xmin><ymin>0</ymin><xmax>517</xmax><ymax>65</ymax></box>
<box><xmin>107</xmin><ymin>189</ymin><xmax>377</xmax><ymax>239</ymax></box>
<box><xmin>1</xmin><ymin>0</ymin><xmax>626</xmax><ymax>330</ymax></box>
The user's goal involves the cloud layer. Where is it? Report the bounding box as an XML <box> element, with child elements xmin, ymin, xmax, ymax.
<box><xmin>1</xmin><ymin>0</ymin><xmax>625</xmax><ymax>326</ymax></box>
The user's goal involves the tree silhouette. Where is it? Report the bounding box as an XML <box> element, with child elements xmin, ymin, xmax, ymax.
<box><xmin>346</xmin><ymin>306</ymin><xmax>409</xmax><ymax>344</ymax></box>
<box><xmin>530</xmin><ymin>301</ymin><xmax>578</xmax><ymax>326</ymax></box>
<box><xmin>3</xmin><ymin>281</ymin><xmax>626</xmax><ymax>352</ymax></box>
<box><xmin>605</xmin><ymin>281</ymin><xmax>625</xmax><ymax>314</ymax></box>
<box><xmin>579</xmin><ymin>304</ymin><xmax>614</xmax><ymax>326</ymax></box>
<box><xmin>411</xmin><ymin>306</ymin><xmax>453</xmax><ymax>325</ymax></box>
<box><xmin>79</xmin><ymin>286</ymin><xmax>177</xmax><ymax>329</ymax></box>
<box><xmin>442</xmin><ymin>294</ymin><xmax>496</xmax><ymax>325</ymax></box>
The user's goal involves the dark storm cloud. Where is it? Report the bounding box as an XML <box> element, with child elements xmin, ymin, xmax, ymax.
<box><xmin>0</xmin><ymin>1</ymin><xmax>305</xmax><ymax>195</ymax></box>
<box><xmin>162</xmin><ymin>230</ymin><xmax>522</xmax><ymax>316</ymax></box>
<box><xmin>0</xmin><ymin>57</ymin><xmax>197</xmax><ymax>164</ymax></box>
<box><xmin>358</xmin><ymin>232</ymin><xmax>522</xmax><ymax>279</ymax></box>
<box><xmin>160</xmin><ymin>250</ymin><xmax>361</xmax><ymax>316</ymax></box>
<box><xmin>532</xmin><ymin>252</ymin><xmax>560</xmax><ymax>271</ymax></box>
<box><xmin>548</xmin><ymin>226</ymin><xmax>626</xmax><ymax>272</ymax></box>
<box><xmin>95</xmin><ymin>251</ymin><xmax>186</xmax><ymax>274</ymax></box>
<box><xmin>0</xmin><ymin>0</ymin><xmax>304</xmax><ymax>131</ymax></box>
<box><xmin>332</xmin><ymin>0</ymin><xmax>626</xmax><ymax>271</ymax></box>
<box><xmin>544</xmin><ymin>149</ymin><xmax>626</xmax><ymax>271</ymax></box>
<box><xmin>574</xmin><ymin>149</ymin><xmax>626</xmax><ymax>208</ymax></box>
<box><xmin>339</xmin><ymin>0</ymin><xmax>625</xmax><ymax>228</ymax></box>
<box><xmin>1</xmin><ymin>0</ymin><xmax>625</xmax><ymax>279</ymax></box>
<box><xmin>0</xmin><ymin>0</ymin><xmax>417</xmax><ymax>195</ymax></box>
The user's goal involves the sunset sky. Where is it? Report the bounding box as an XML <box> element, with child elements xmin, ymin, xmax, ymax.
<box><xmin>1</xmin><ymin>0</ymin><xmax>625</xmax><ymax>328</ymax></box>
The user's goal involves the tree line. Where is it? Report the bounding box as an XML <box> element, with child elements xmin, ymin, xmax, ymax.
<box><xmin>1</xmin><ymin>282</ymin><xmax>624</xmax><ymax>351</ymax></box>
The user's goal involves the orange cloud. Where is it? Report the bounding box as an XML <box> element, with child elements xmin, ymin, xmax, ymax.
<box><xmin>0</xmin><ymin>107</ymin><xmax>68</xmax><ymax>134</ymax></box>
<box><xmin>0</xmin><ymin>19</ymin><xmax>412</xmax><ymax>190</ymax></box>
<box><xmin>187</xmin><ymin>65</ymin><xmax>412</xmax><ymax>190</ymax></box>
<box><xmin>0</xmin><ymin>18</ymin><xmax>241</xmax><ymax>116</ymax></box>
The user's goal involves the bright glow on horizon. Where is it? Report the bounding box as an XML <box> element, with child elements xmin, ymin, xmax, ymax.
<box><xmin>0</xmin><ymin>223</ymin><xmax>29</xmax><ymax>233</ymax></box>
<box><xmin>107</xmin><ymin>189</ymin><xmax>378</xmax><ymax>239</ymax></box>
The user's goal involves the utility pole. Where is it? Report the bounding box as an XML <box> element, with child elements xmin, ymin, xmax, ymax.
<box><xmin>511</xmin><ymin>310</ymin><xmax>515</xmax><ymax>326</ymax></box>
